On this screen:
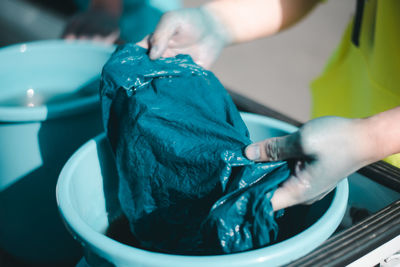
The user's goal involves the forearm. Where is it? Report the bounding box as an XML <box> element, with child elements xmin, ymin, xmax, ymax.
<box><xmin>204</xmin><ymin>0</ymin><xmax>320</xmax><ymax>44</ymax></box>
<box><xmin>90</xmin><ymin>0</ymin><xmax>122</xmax><ymax>16</ymax></box>
<box><xmin>362</xmin><ymin>106</ymin><xmax>400</xmax><ymax>162</ymax></box>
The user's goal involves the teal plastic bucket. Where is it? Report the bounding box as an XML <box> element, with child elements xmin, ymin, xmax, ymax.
<box><xmin>0</xmin><ymin>40</ymin><xmax>114</xmax><ymax>264</ymax></box>
<box><xmin>57</xmin><ymin>113</ymin><xmax>349</xmax><ymax>267</ymax></box>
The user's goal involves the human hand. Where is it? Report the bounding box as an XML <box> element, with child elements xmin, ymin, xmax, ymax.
<box><xmin>137</xmin><ymin>7</ymin><xmax>232</xmax><ymax>69</ymax></box>
<box><xmin>245</xmin><ymin>116</ymin><xmax>376</xmax><ymax>211</ymax></box>
<box><xmin>62</xmin><ymin>9</ymin><xmax>120</xmax><ymax>45</ymax></box>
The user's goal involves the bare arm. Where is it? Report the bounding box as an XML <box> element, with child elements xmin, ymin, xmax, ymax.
<box><xmin>142</xmin><ymin>0</ymin><xmax>320</xmax><ymax>68</ymax></box>
<box><xmin>205</xmin><ymin>0</ymin><xmax>320</xmax><ymax>44</ymax></box>
<box><xmin>364</xmin><ymin>106</ymin><xmax>400</xmax><ymax>162</ymax></box>
<box><xmin>245</xmin><ymin>106</ymin><xmax>400</xmax><ymax>211</ymax></box>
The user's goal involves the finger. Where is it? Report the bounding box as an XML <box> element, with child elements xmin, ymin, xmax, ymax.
<box><xmin>245</xmin><ymin>132</ymin><xmax>301</xmax><ymax>162</ymax></box>
<box><xmin>90</xmin><ymin>34</ymin><xmax>116</xmax><ymax>45</ymax></box>
<box><xmin>195</xmin><ymin>49</ymin><xmax>217</xmax><ymax>69</ymax></box>
<box><xmin>91</xmin><ymin>35</ymin><xmax>103</xmax><ymax>42</ymax></box>
<box><xmin>271</xmin><ymin>177</ymin><xmax>335</xmax><ymax>211</ymax></box>
<box><xmin>193</xmin><ymin>58</ymin><xmax>211</xmax><ymax>69</ymax></box>
<box><xmin>160</xmin><ymin>45</ymin><xmax>212</xmax><ymax>69</ymax></box>
<box><xmin>160</xmin><ymin>48</ymin><xmax>209</xmax><ymax>68</ymax></box>
<box><xmin>162</xmin><ymin>49</ymin><xmax>179</xmax><ymax>58</ymax></box>
<box><xmin>160</xmin><ymin>45</ymin><xmax>190</xmax><ymax>58</ymax></box>
<box><xmin>64</xmin><ymin>34</ymin><xmax>76</xmax><ymax>40</ymax></box>
<box><xmin>302</xmin><ymin>187</ymin><xmax>334</xmax><ymax>205</ymax></box>
<box><xmin>270</xmin><ymin>186</ymin><xmax>296</xmax><ymax>211</ymax></box>
<box><xmin>270</xmin><ymin>162</ymin><xmax>312</xmax><ymax>211</ymax></box>
<box><xmin>149</xmin><ymin>13</ymin><xmax>179</xmax><ymax>60</ymax></box>
<box><xmin>137</xmin><ymin>35</ymin><xmax>150</xmax><ymax>49</ymax></box>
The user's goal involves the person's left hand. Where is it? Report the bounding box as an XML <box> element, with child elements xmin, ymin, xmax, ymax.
<box><xmin>137</xmin><ymin>7</ymin><xmax>231</xmax><ymax>69</ymax></box>
<box><xmin>62</xmin><ymin>9</ymin><xmax>120</xmax><ymax>45</ymax></box>
<box><xmin>245</xmin><ymin>116</ymin><xmax>377</xmax><ymax>211</ymax></box>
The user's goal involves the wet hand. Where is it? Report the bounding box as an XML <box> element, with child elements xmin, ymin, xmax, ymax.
<box><xmin>245</xmin><ymin>116</ymin><xmax>375</xmax><ymax>211</ymax></box>
<box><xmin>137</xmin><ymin>7</ymin><xmax>231</xmax><ymax>69</ymax></box>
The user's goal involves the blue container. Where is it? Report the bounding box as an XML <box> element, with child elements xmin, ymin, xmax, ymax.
<box><xmin>0</xmin><ymin>40</ymin><xmax>114</xmax><ymax>264</ymax></box>
<box><xmin>57</xmin><ymin>113</ymin><xmax>349</xmax><ymax>267</ymax></box>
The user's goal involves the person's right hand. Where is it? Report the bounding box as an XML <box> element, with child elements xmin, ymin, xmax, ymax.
<box><xmin>245</xmin><ymin>116</ymin><xmax>378</xmax><ymax>211</ymax></box>
<box><xmin>137</xmin><ymin>8</ymin><xmax>232</xmax><ymax>69</ymax></box>
<box><xmin>62</xmin><ymin>9</ymin><xmax>120</xmax><ymax>45</ymax></box>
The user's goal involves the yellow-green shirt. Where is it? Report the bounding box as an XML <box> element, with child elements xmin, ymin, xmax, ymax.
<box><xmin>311</xmin><ymin>0</ymin><xmax>400</xmax><ymax>166</ymax></box>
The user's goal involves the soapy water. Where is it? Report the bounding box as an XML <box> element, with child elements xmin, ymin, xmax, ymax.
<box><xmin>0</xmin><ymin>80</ymin><xmax>100</xmax><ymax>108</ymax></box>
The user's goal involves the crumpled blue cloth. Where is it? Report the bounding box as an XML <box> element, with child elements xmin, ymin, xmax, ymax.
<box><xmin>100</xmin><ymin>44</ymin><xmax>290</xmax><ymax>254</ymax></box>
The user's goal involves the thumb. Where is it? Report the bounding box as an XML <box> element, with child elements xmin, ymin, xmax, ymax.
<box><xmin>137</xmin><ymin>35</ymin><xmax>150</xmax><ymax>49</ymax></box>
<box><xmin>270</xmin><ymin>176</ymin><xmax>335</xmax><ymax>211</ymax></box>
<box><xmin>245</xmin><ymin>132</ymin><xmax>301</xmax><ymax>162</ymax></box>
<box><xmin>149</xmin><ymin>13</ymin><xmax>179</xmax><ymax>60</ymax></box>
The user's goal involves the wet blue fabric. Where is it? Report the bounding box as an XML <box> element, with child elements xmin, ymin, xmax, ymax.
<box><xmin>100</xmin><ymin>44</ymin><xmax>290</xmax><ymax>254</ymax></box>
